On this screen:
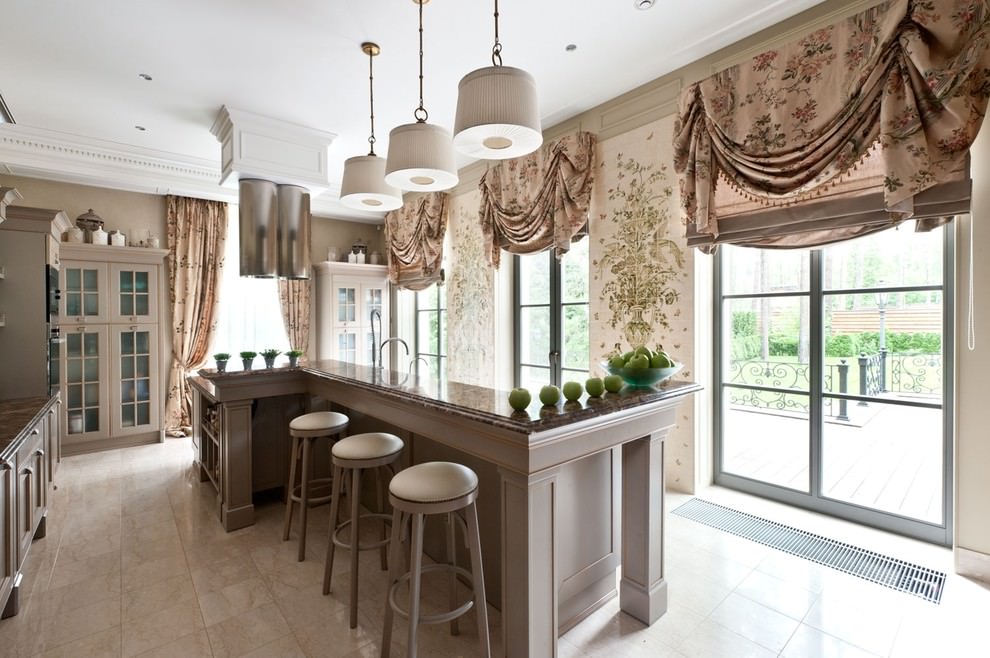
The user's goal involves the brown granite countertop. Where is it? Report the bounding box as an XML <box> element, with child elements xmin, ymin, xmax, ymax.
<box><xmin>194</xmin><ymin>360</ymin><xmax>701</xmax><ymax>435</ymax></box>
<box><xmin>0</xmin><ymin>395</ymin><xmax>56</xmax><ymax>457</ymax></box>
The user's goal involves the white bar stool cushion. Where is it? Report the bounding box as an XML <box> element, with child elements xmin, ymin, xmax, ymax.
<box><xmin>389</xmin><ymin>462</ymin><xmax>478</xmax><ymax>505</ymax></box>
<box><xmin>332</xmin><ymin>432</ymin><xmax>404</xmax><ymax>463</ymax></box>
<box><xmin>289</xmin><ymin>411</ymin><xmax>349</xmax><ymax>437</ymax></box>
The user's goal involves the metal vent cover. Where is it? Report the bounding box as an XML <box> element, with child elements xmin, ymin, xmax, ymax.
<box><xmin>671</xmin><ymin>498</ymin><xmax>945</xmax><ymax>604</ymax></box>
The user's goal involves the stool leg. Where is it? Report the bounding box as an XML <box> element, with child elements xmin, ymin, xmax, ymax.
<box><xmin>381</xmin><ymin>507</ymin><xmax>404</xmax><ymax>658</ymax></box>
<box><xmin>281</xmin><ymin>437</ymin><xmax>300</xmax><ymax>541</ymax></box>
<box><xmin>446</xmin><ymin>512</ymin><xmax>459</xmax><ymax>636</ymax></box>
<box><xmin>406</xmin><ymin>512</ymin><xmax>425</xmax><ymax>658</ymax></box>
<box><xmin>297</xmin><ymin>438</ymin><xmax>312</xmax><ymax>561</ymax></box>
<box><xmin>323</xmin><ymin>463</ymin><xmax>344</xmax><ymax>595</ymax></box>
<box><xmin>376</xmin><ymin>467</ymin><xmax>388</xmax><ymax>571</ymax></box>
<box><xmin>348</xmin><ymin>466</ymin><xmax>362</xmax><ymax>629</ymax></box>
<box><xmin>465</xmin><ymin>502</ymin><xmax>491</xmax><ymax>658</ymax></box>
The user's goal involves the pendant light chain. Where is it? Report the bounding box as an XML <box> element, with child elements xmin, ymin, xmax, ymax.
<box><xmin>414</xmin><ymin>0</ymin><xmax>428</xmax><ymax>123</ymax></box>
<box><xmin>367</xmin><ymin>46</ymin><xmax>377</xmax><ymax>156</ymax></box>
<box><xmin>491</xmin><ymin>0</ymin><xmax>502</xmax><ymax>66</ymax></box>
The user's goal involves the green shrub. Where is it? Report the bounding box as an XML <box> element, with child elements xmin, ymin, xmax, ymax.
<box><xmin>731</xmin><ymin>335</ymin><xmax>762</xmax><ymax>360</ymax></box>
<box><xmin>732</xmin><ymin>311</ymin><xmax>757</xmax><ymax>337</ymax></box>
<box><xmin>768</xmin><ymin>334</ymin><xmax>798</xmax><ymax>357</ymax></box>
<box><xmin>825</xmin><ymin>334</ymin><xmax>855</xmax><ymax>357</ymax></box>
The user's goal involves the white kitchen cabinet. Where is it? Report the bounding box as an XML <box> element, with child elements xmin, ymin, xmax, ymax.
<box><xmin>59</xmin><ymin>245</ymin><xmax>167</xmax><ymax>455</ymax></box>
<box><xmin>314</xmin><ymin>262</ymin><xmax>389</xmax><ymax>366</ymax></box>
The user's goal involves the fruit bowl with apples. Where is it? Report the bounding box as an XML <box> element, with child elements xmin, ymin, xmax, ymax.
<box><xmin>602</xmin><ymin>345</ymin><xmax>682</xmax><ymax>388</ymax></box>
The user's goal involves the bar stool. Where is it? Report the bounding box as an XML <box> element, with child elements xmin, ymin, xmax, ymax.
<box><xmin>282</xmin><ymin>410</ymin><xmax>349</xmax><ymax>561</ymax></box>
<box><xmin>381</xmin><ymin>462</ymin><xmax>490</xmax><ymax>658</ymax></box>
<box><xmin>323</xmin><ymin>431</ymin><xmax>405</xmax><ymax>628</ymax></box>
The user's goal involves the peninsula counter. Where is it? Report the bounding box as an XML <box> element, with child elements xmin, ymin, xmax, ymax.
<box><xmin>188</xmin><ymin>361</ymin><xmax>699</xmax><ymax>657</ymax></box>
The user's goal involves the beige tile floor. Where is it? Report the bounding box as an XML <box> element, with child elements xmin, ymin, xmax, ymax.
<box><xmin>1</xmin><ymin>436</ymin><xmax>988</xmax><ymax>657</ymax></box>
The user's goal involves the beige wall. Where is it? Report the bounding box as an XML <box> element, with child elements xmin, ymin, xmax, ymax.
<box><xmin>311</xmin><ymin>214</ymin><xmax>384</xmax><ymax>265</ymax></box>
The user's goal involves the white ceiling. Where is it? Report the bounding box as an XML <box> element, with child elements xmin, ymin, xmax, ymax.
<box><xmin>0</xmin><ymin>0</ymin><xmax>823</xmax><ymax>222</ymax></box>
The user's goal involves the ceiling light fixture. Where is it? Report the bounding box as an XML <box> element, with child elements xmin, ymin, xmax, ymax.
<box><xmin>385</xmin><ymin>0</ymin><xmax>458</xmax><ymax>192</ymax></box>
<box><xmin>635</xmin><ymin>0</ymin><xmax>656</xmax><ymax>9</ymax></box>
<box><xmin>453</xmin><ymin>0</ymin><xmax>541</xmax><ymax>160</ymax></box>
<box><xmin>138</xmin><ymin>73</ymin><xmax>153</xmax><ymax>81</ymax></box>
<box><xmin>339</xmin><ymin>42</ymin><xmax>403</xmax><ymax>211</ymax></box>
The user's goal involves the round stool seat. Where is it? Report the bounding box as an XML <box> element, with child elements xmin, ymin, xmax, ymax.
<box><xmin>389</xmin><ymin>462</ymin><xmax>478</xmax><ymax>507</ymax></box>
<box><xmin>332</xmin><ymin>432</ymin><xmax>404</xmax><ymax>464</ymax></box>
<box><xmin>289</xmin><ymin>411</ymin><xmax>349</xmax><ymax>437</ymax></box>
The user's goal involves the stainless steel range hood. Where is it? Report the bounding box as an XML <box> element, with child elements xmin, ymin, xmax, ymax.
<box><xmin>238</xmin><ymin>179</ymin><xmax>311</xmax><ymax>279</ymax></box>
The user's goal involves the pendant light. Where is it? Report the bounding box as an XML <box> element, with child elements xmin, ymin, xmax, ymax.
<box><xmin>340</xmin><ymin>42</ymin><xmax>403</xmax><ymax>211</ymax></box>
<box><xmin>453</xmin><ymin>0</ymin><xmax>542</xmax><ymax>159</ymax></box>
<box><xmin>384</xmin><ymin>0</ymin><xmax>458</xmax><ymax>192</ymax></box>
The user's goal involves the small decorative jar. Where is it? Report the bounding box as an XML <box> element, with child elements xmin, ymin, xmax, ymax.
<box><xmin>369</xmin><ymin>251</ymin><xmax>382</xmax><ymax>265</ymax></box>
<box><xmin>109</xmin><ymin>230</ymin><xmax>126</xmax><ymax>246</ymax></box>
<box><xmin>64</xmin><ymin>227</ymin><xmax>84</xmax><ymax>243</ymax></box>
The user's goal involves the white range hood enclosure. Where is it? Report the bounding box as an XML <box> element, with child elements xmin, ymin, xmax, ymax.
<box><xmin>210</xmin><ymin>106</ymin><xmax>336</xmax><ymax>195</ymax></box>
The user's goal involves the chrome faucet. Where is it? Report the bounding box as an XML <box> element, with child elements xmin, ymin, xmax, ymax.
<box><xmin>378</xmin><ymin>337</ymin><xmax>409</xmax><ymax>370</ymax></box>
<box><xmin>370</xmin><ymin>309</ymin><xmax>382</xmax><ymax>370</ymax></box>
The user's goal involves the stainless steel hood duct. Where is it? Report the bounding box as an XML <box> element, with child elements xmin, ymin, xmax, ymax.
<box><xmin>238</xmin><ymin>179</ymin><xmax>311</xmax><ymax>279</ymax></box>
<box><xmin>239</xmin><ymin>179</ymin><xmax>278</xmax><ymax>277</ymax></box>
<box><xmin>276</xmin><ymin>184</ymin><xmax>311</xmax><ymax>279</ymax></box>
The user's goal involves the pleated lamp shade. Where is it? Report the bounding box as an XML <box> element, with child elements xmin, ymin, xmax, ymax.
<box><xmin>453</xmin><ymin>66</ymin><xmax>542</xmax><ymax>160</ymax></box>
<box><xmin>339</xmin><ymin>154</ymin><xmax>403</xmax><ymax>211</ymax></box>
<box><xmin>384</xmin><ymin>122</ymin><xmax>459</xmax><ymax>192</ymax></box>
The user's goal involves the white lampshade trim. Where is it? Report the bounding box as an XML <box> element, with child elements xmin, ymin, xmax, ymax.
<box><xmin>385</xmin><ymin>121</ymin><xmax>459</xmax><ymax>192</ymax></box>
<box><xmin>453</xmin><ymin>65</ymin><xmax>542</xmax><ymax>160</ymax></box>
<box><xmin>339</xmin><ymin>154</ymin><xmax>403</xmax><ymax>211</ymax></box>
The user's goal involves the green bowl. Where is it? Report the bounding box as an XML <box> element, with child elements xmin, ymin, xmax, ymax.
<box><xmin>601</xmin><ymin>361</ymin><xmax>683</xmax><ymax>387</ymax></box>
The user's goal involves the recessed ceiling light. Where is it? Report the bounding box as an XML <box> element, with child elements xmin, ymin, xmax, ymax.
<box><xmin>565</xmin><ymin>44</ymin><xmax>577</xmax><ymax>52</ymax></box>
<box><xmin>134</xmin><ymin>125</ymin><xmax>146</xmax><ymax>131</ymax></box>
<box><xmin>635</xmin><ymin>0</ymin><xmax>656</xmax><ymax>9</ymax></box>
<box><xmin>138</xmin><ymin>73</ymin><xmax>152</xmax><ymax>81</ymax></box>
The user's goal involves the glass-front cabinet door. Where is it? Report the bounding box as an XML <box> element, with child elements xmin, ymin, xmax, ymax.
<box><xmin>335</xmin><ymin>284</ymin><xmax>358</xmax><ymax>327</ymax></box>
<box><xmin>111</xmin><ymin>325</ymin><xmax>159</xmax><ymax>436</ymax></box>
<box><xmin>336</xmin><ymin>330</ymin><xmax>358</xmax><ymax>364</ymax></box>
<box><xmin>110</xmin><ymin>264</ymin><xmax>158</xmax><ymax>324</ymax></box>
<box><xmin>62</xmin><ymin>326</ymin><xmax>109</xmax><ymax>441</ymax></box>
<box><xmin>61</xmin><ymin>262</ymin><xmax>108</xmax><ymax>323</ymax></box>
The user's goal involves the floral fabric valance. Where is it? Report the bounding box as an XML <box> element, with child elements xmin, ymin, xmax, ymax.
<box><xmin>673</xmin><ymin>0</ymin><xmax>990</xmax><ymax>250</ymax></box>
<box><xmin>384</xmin><ymin>192</ymin><xmax>448</xmax><ymax>291</ymax></box>
<box><xmin>479</xmin><ymin>131</ymin><xmax>596</xmax><ymax>267</ymax></box>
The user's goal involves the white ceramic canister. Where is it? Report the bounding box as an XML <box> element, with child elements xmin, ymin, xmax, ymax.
<box><xmin>109</xmin><ymin>231</ymin><xmax>126</xmax><ymax>246</ymax></box>
<box><xmin>64</xmin><ymin>227</ymin><xmax>84</xmax><ymax>243</ymax></box>
<box><xmin>90</xmin><ymin>226</ymin><xmax>108</xmax><ymax>245</ymax></box>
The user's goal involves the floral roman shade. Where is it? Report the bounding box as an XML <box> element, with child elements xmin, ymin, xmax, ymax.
<box><xmin>164</xmin><ymin>196</ymin><xmax>227</xmax><ymax>435</ymax></box>
<box><xmin>673</xmin><ymin>0</ymin><xmax>990</xmax><ymax>251</ymax></box>
<box><xmin>479</xmin><ymin>131</ymin><xmax>596</xmax><ymax>267</ymax></box>
<box><xmin>385</xmin><ymin>192</ymin><xmax>448</xmax><ymax>291</ymax></box>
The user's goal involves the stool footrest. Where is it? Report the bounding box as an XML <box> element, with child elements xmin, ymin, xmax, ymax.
<box><xmin>387</xmin><ymin>563</ymin><xmax>476</xmax><ymax>625</ymax></box>
<box><xmin>331</xmin><ymin>514</ymin><xmax>392</xmax><ymax>552</ymax></box>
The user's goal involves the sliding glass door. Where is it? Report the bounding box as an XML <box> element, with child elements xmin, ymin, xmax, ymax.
<box><xmin>715</xmin><ymin>226</ymin><xmax>952</xmax><ymax>544</ymax></box>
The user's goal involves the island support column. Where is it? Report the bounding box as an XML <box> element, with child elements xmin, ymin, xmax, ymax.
<box><xmin>498</xmin><ymin>466</ymin><xmax>561</xmax><ymax>657</ymax></box>
<box><xmin>220</xmin><ymin>399</ymin><xmax>255</xmax><ymax>531</ymax></box>
<box><xmin>619</xmin><ymin>431</ymin><xmax>667</xmax><ymax>623</ymax></box>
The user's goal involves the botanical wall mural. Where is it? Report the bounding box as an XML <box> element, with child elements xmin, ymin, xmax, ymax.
<box><xmin>590</xmin><ymin>116</ymin><xmax>697</xmax><ymax>491</ymax></box>
<box><xmin>445</xmin><ymin>190</ymin><xmax>496</xmax><ymax>387</ymax></box>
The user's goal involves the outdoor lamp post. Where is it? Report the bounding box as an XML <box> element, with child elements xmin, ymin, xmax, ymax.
<box><xmin>876</xmin><ymin>282</ymin><xmax>889</xmax><ymax>391</ymax></box>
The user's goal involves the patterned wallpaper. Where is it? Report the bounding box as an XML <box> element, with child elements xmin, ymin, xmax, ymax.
<box><xmin>445</xmin><ymin>189</ymin><xmax>496</xmax><ymax>387</ymax></box>
<box><xmin>590</xmin><ymin>116</ymin><xmax>697</xmax><ymax>491</ymax></box>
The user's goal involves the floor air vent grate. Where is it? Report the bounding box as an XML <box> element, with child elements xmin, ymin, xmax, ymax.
<box><xmin>671</xmin><ymin>498</ymin><xmax>945</xmax><ymax>604</ymax></box>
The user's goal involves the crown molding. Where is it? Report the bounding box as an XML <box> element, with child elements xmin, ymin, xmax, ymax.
<box><xmin>0</xmin><ymin>124</ymin><xmax>383</xmax><ymax>224</ymax></box>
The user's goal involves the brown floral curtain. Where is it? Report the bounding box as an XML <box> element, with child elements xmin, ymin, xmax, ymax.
<box><xmin>479</xmin><ymin>131</ymin><xmax>596</xmax><ymax>267</ymax></box>
<box><xmin>673</xmin><ymin>0</ymin><xmax>990</xmax><ymax>251</ymax></box>
<box><xmin>277</xmin><ymin>278</ymin><xmax>310</xmax><ymax>353</ymax></box>
<box><xmin>164</xmin><ymin>196</ymin><xmax>227</xmax><ymax>435</ymax></box>
<box><xmin>385</xmin><ymin>192</ymin><xmax>448</xmax><ymax>291</ymax></box>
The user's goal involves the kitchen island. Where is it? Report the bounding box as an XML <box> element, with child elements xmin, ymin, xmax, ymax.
<box><xmin>188</xmin><ymin>361</ymin><xmax>699</xmax><ymax>657</ymax></box>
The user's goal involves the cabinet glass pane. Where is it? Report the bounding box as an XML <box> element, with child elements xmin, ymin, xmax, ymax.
<box><xmin>136</xmin><ymin>272</ymin><xmax>149</xmax><ymax>292</ymax></box>
<box><xmin>84</xmin><ymin>383</ymin><xmax>99</xmax><ymax>405</ymax></box>
<box><xmin>67</xmin><ymin>384</ymin><xmax>82</xmax><ymax>407</ymax></box>
<box><xmin>137</xmin><ymin>403</ymin><xmax>150</xmax><ymax>426</ymax></box>
<box><xmin>67</xmin><ymin>333</ymin><xmax>82</xmax><ymax>358</ymax></box>
<box><xmin>122</xmin><ymin>356</ymin><xmax>134</xmax><ymax>379</ymax></box>
<box><xmin>337</xmin><ymin>287</ymin><xmax>357</xmax><ymax>323</ymax></box>
<box><xmin>84</xmin><ymin>357</ymin><xmax>99</xmax><ymax>380</ymax></box>
<box><xmin>66</xmin><ymin>330</ymin><xmax>101</xmax><ymax>435</ymax></box>
<box><xmin>121</xmin><ymin>332</ymin><xmax>134</xmax><ymax>355</ymax></box>
<box><xmin>122</xmin><ymin>380</ymin><xmax>135</xmax><ymax>403</ymax></box>
<box><xmin>66</xmin><ymin>269</ymin><xmax>80</xmax><ymax>291</ymax></box>
<box><xmin>84</xmin><ymin>333</ymin><xmax>99</xmax><ymax>355</ymax></box>
<box><xmin>84</xmin><ymin>408</ymin><xmax>99</xmax><ymax>432</ymax></box>
<box><xmin>366</xmin><ymin>288</ymin><xmax>383</xmax><ymax>315</ymax></box>
<box><xmin>136</xmin><ymin>379</ymin><xmax>150</xmax><ymax>401</ymax></box>
<box><xmin>66</xmin><ymin>359</ymin><xmax>82</xmax><ymax>382</ymax></box>
<box><xmin>121</xmin><ymin>295</ymin><xmax>134</xmax><ymax>316</ymax></box>
<box><xmin>120</xmin><ymin>271</ymin><xmax>134</xmax><ymax>292</ymax></box>
<box><xmin>66</xmin><ymin>293</ymin><xmax>81</xmax><ymax>316</ymax></box>
<box><xmin>135</xmin><ymin>295</ymin><xmax>149</xmax><ymax>316</ymax></box>
<box><xmin>67</xmin><ymin>410</ymin><xmax>83</xmax><ymax>434</ymax></box>
<box><xmin>83</xmin><ymin>293</ymin><xmax>98</xmax><ymax>316</ymax></box>
<box><xmin>83</xmin><ymin>269</ymin><xmax>98</xmax><ymax>289</ymax></box>
<box><xmin>136</xmin><ymin>331</ymin><xmax>149</xmax><ymax>354</ymax></box>
<box><xmin>136</xmin><ymin>356</ymin><xmax>149</xmax><ymax>378</ymax></box>
<box><xmin>122</xmin><ymin>405</ymin><xmax>135</xmax><ymax>428</ymax></box>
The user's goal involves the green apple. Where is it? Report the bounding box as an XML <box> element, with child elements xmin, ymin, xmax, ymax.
<box><xmin>650</xmin><ymin>352</ymin><xmax>674</xmax><ymax>368</ymax></box>
<box><xmin>603</xmin><ymin>374</ymin><xmax>624</xmax><ymax>393</ymax></box>
<box><xmin>539</xmin><ymin>385</ymin><xmax>561</xmax><ymax>406</ymax></box>
<box><xmin>585</xmin><ymin>377</ymin><xmax>605</xmax><ymax>397</ymax></box>
<box><xmin>621</xmin><ymin>350</ymin><xmax>634</xmax><ymax>362</ymax></box>
<box><xmin>562</xmin><ymin>381</ymin><xmax>583</xmax><ymax>401</ymax></box>
<box><xmin>608</xmin><ymin>355</ymin><xmax>626</xmax><ymax>370</ymax></box>
<box><xmin>634</xmin><ymin>345</ymin><xmax>652</xmax><ymax>358</ymax></box>
<box><xmin>507</xmin><ymin>387</ymin><xmax>531</xmax><ymax>411</ymax></box>
<box><xmin>626</xmin><ymin>354</ymin><xmax>650</xmax><ymax>370</ymax></box>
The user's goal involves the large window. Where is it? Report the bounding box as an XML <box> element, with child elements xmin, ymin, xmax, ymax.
<box><xmin>514</xmin><ymin>237</ymin><xmax>589</xmax><ymax>389</ymax></box>
<box><xmin>715</xmin><ymin>225</ymin><xmax>952</xmax><ymax>544</ymax></box>
<box><xmin>208</xmin><ymin>208</ymin><xmax>290</xmax><ymax>363</ymax></box>
<box><xmin>414</xmin><ymin>283</ymin><xmax>446</xmax><ymax>380</ymax></box>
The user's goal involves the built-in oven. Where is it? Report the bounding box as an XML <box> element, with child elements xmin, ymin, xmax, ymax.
<box><xmin>46</xmin><ymin>264</ymin><xmax>61</xmax><ymax>397</ymax></box>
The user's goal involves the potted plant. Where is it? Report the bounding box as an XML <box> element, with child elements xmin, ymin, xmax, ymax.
<box><xmin>286</xmin><ymin>349</ymin><xmax>304</xmax><ymax>367</ymax></box>
<box><xmin>260</xmin><ymin>348</ymin><xmax>281</xmax><ymax>368</ymax></box>
<box><xmin>239</xmin><ymin>350</ymin><xmax>257</xmax><ymax>371</ymax></box>
<box><xmin>213</xmin><ymin>352</ymin><xmax>231</xmax><ymax>373</ymax></box>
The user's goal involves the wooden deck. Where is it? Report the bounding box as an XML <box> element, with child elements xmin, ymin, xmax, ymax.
<box><xmin>721</xmin><ymin>401</ymin><xmax>944</xmax><ymax>524</ymax></box>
